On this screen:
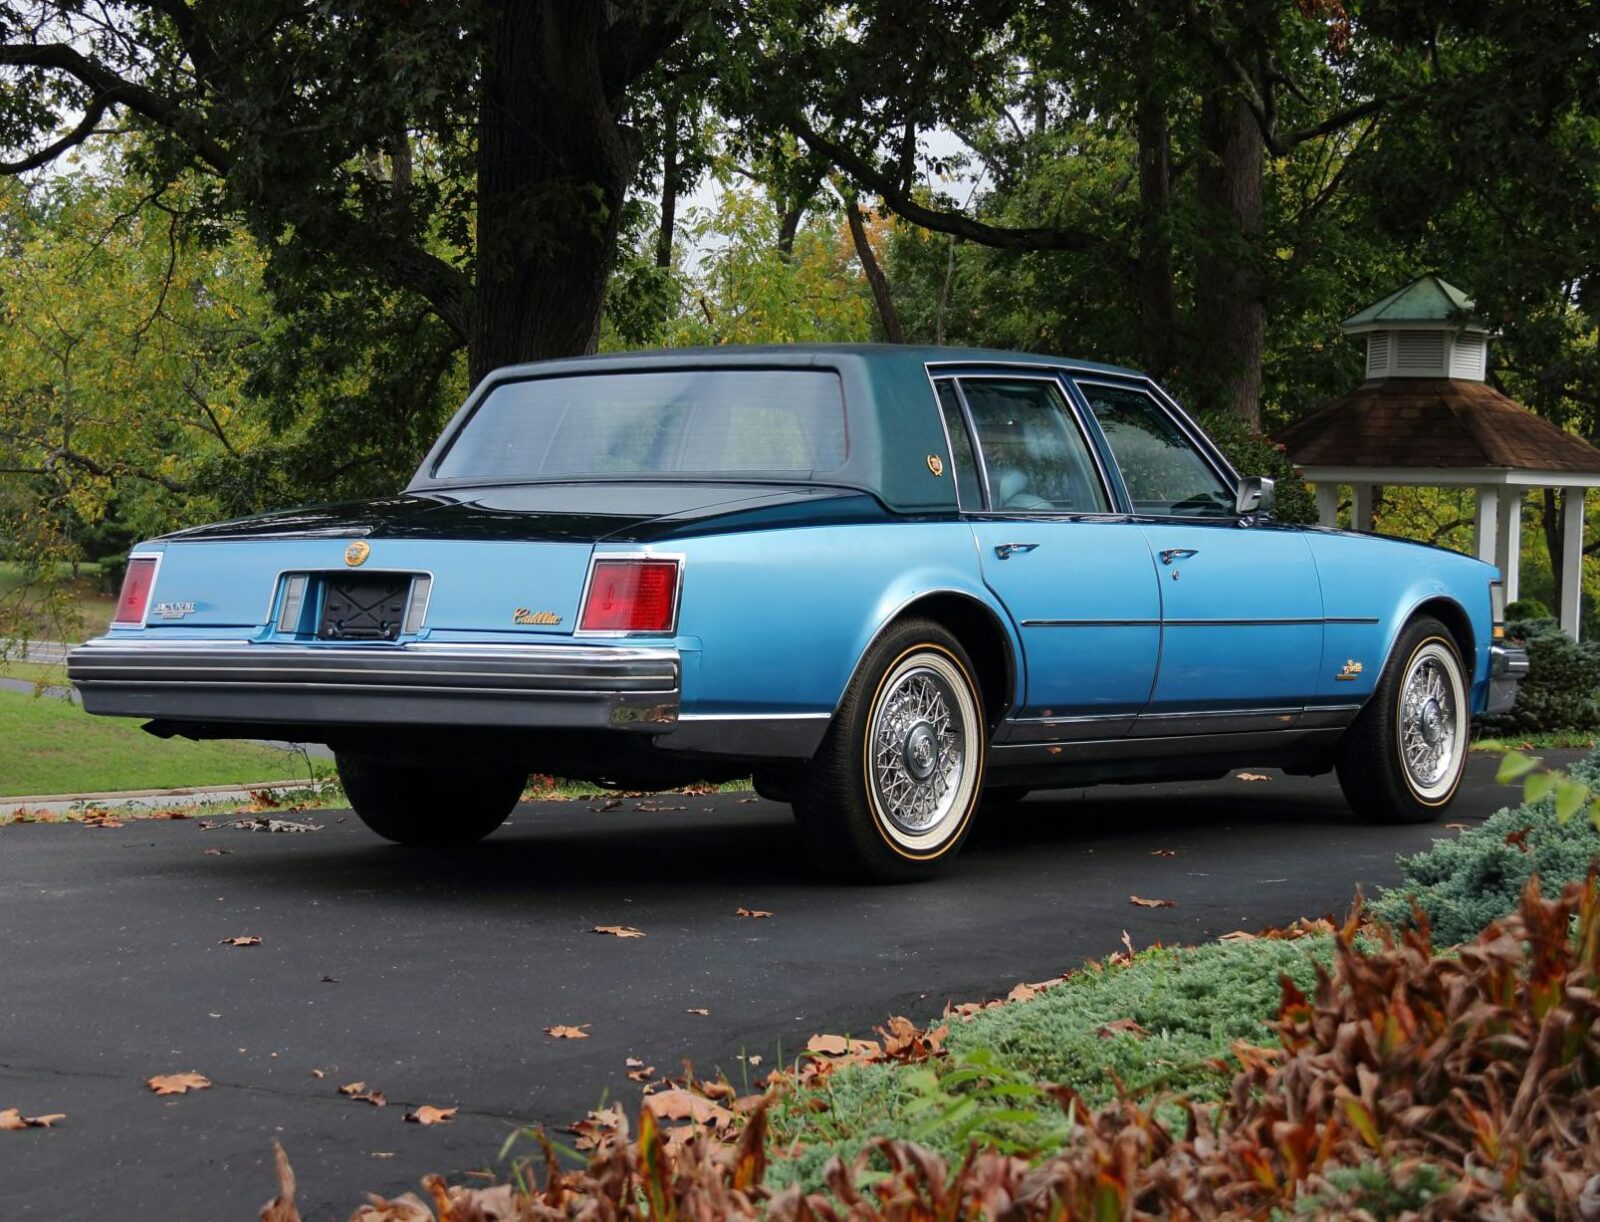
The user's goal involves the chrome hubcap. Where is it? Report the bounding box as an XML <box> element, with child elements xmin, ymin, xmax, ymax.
<box><xmin>1399</xmin><ymin>646</ymin><xmax>1464</xmax><ymax>798</ymax></box>
<box><xmin>870</xmin><ymin>662</ymin><xmax>970</xmax><ymax>837</ymax></box>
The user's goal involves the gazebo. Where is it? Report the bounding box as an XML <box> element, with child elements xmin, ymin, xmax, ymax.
<box><xmin>1279</xmin><ymin>275</ymin><xmax>1600</xmax><ymax>638</ymax></box>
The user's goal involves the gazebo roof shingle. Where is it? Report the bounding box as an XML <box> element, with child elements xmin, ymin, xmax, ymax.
<box><xmin>1279</xmin><ymin>378</ymin><xmax>1600</xmax><ymax>473</ymax></box>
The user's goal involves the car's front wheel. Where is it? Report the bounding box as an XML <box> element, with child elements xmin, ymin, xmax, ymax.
<box><xmin>1335</xmin><ymin>615</ymin><xmax>1470</xmax><ymax>824</ymax></box>
<box><xmin>792</xmin><ymin>618</ymin><xmax>986</xmax><ymax>881</ymax></box>
<box><xmin>336</xmin><ymin>753</ymin><xmax>526</xmax><ymax>846</ymax></box>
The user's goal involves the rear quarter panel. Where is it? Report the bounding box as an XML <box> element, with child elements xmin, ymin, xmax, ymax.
<box><xmin>1305</xmin><ymin>528</ymin><xmax>1496</xmax><ymax>713</ymax></box>
<box><xmin>662</xmin><ymin>521</ymin><xmax>1015</xmax><ymax>716</ymax></box>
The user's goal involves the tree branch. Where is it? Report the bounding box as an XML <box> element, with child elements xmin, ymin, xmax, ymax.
<box><xmin>790</xmin><ymin>118</ymin><xmax>1096</xmax><ymax>252</ymax></box>
<box><xmin>0</xmin><ymin>95</ymin><xmax>110</xmax><ymax>173</ymax></box>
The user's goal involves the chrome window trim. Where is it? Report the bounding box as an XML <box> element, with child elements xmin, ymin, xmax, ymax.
<box><xmin>573</xmin><ymin>550</ymin><xmax>687</xmax><ymax>639</ymax></box>
<box><xmin>926</xmin><ymin>373</ymin><xmax>980</xmax><ymax>511</ymax></box>
<box><xmin>110</xmin><ymin>550</ymin><xmax>165</xmax><ymax>629</ymax></box>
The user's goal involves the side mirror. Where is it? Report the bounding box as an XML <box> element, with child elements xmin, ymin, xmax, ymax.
<box><xmin>1235</xmin><ymin>475</ymin><xmax>1276</xmax><ymax>516</ymax></box>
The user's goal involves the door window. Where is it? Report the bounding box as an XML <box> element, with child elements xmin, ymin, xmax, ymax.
<box><xmin>1076</xmin><ymin>383</ymin><xmax>1233</xmax><ymax>517</ymax></box>
<box><xmin>933</xmin><ymin>380</ymin><xmax>983</xmax><ymax>509</ymax></box>
<box><xmin>957</xmin><ymin>379</ymin><xmax>1109</xmax><ymax>513</ymax></box>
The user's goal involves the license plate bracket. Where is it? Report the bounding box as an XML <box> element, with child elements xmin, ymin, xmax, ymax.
<box><xmin>318</xmin><ymin>575</ymin><xmax>412</xmax><ymax>642</ymax></box>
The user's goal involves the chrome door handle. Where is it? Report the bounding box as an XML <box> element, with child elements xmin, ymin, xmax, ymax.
<box><xmin>1159</xmin><ymin>548</ymin><xmax>1198</xmax><ymax>565</ymax></box>
<box><xmin>994</xmin><ymin>542</ymin><xmax>1039</xmax><ymax>560</ymax></box>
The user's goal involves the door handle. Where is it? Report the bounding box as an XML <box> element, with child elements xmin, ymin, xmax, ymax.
<box><xmin>994</xmin><ymin>542</ymin><xmax>1039</xmax><ymax>560</ymax></box>
<box><xmin>1159</xmin><ymin>548</ymin><xmax>1198</xmax><ymax>565</ymax></box>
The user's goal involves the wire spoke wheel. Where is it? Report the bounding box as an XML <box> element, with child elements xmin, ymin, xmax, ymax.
<box><xmin>1395</xmin><ymin>640</ymin><xmax>1467</xmax><ymax>802</ymax></box>
<box><xmin>864</xmin><ymin>649</ymin><xmax>980</xmax><ymax>853</ymax></box>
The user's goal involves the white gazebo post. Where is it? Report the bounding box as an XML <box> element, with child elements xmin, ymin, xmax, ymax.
<box><xmin>1560</xmin><ymin>490</ymin><xmax>1585</xmax><ymax>638</ymax></box>
<box><xmin>1495</xmin><ymin>488</ymin><xmax>1522</xmax><ymax>603</ymax></box>
<box><xmin>1282</xmin><ymin>274</ymin><xmax>1600</xmax><ymax>641</ymax></box>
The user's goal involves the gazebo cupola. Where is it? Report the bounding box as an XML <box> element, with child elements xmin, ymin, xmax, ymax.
<box><xmin>1280</xmin><ymin>274</ymin><xmax>1600</xmax><ymax>639</ymax></box>
<box><xmin>1342</xmin><ymin>274</ymin><xmax>1493</xmax><ymax>382</ymax></box>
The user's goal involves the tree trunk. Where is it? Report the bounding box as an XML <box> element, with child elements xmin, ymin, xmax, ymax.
<box><xmin>1135</xmin><ymin>62</ymin><xmax>1179</xmax><ymax>380</ymax></box>
<box><xmin>1546</xmin><ymin>487</ymin><xmax>1564</xmax><ymax>593</ymax></box>
<box><xmin>845</xmin><ymin>195</ymin><xmax>904</xmax><ymax>343</ymax></box>
<box><xmin>655</xmin><ymin>95</ymin><xmax>679</xmax><ymax>270</ymax></box>
<box><xmin>776</xmin><ymin>202</ymin><xmax>805</xmax><ymax>260</ymax></box>
<box><xmin>1194</xmin><ymin>91</ymin><xmax>1265</xmax><ymax>426</ymax></box>
<box><xmin>469</xmin><ymin>1</ymin><xmax>642</xmax><ymax>386</ymax></box>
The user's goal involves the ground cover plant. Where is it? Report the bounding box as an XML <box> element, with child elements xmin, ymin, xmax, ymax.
<box><xmin>264</xmin><ymin>876</ymin><xmax>1600</xmax><ymax>1219</ymax></box>
<box><xmin>1374</xmin><ymin>743</ymin><xmax>1600</xmax><ymax>946</ymax></box>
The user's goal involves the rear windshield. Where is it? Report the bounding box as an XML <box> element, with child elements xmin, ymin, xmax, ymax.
<box><xmin>433</xmin><ymin>369</ymin><xmax>848</xmax><ymax>482</ymax></box>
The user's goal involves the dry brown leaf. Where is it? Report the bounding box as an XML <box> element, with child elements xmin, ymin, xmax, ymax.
<box><xmin>260</xmin><ymin>1139</ymin><xmax>300</xmax><ymax>1222</ymax></box>
<box><xmin>1005</xmin><ymin>982</ymin><xmax>1041</xmax><ymax>1003</ymax></box>
<box><xmin>685</xmin><ymin>1008</ymin><xmax>709</xmax><ymax>1016</ymax></box>
<box><xmin>147</xmin><ymin>1071</ymin><xmax>211</xmax><ymax>1095</ymax></box>
<box><xmin>339</xmin><ymin>1082</ymin><xmax>386</xmax><ymax>1107</ymax></box>
<box><xmin>1097</xmin><ymin>1018</ymin><xmax>1149</xmax><ymax>1039</ymax></box>
<box><xmin>1220</xmin><ymin>930</ymin><xmax>1257</xmax><ymax>943</ymax></box>
<box><xmin>567</xmin><ymin>1103</ymin><xmax>628</xmax><ymax>1153</ymax></box>
<box><xmin>219</xmin><ymin>935</ymin><xmax>262</xmax><ymax>947</ymax></box>
<box><xmin>310</xmin><ymin>1070</ymin><xmax>326</xmax><ymax>1079</ymax></box>
<box><xmin>0</xmin><ymin>1108</ymin><xmax>65</xmax><ymax>1130</ymax></box>
<box><xmin>806</xmin><ymin>1034</ymin><xmax>881</xmax><ymax>1059</ymax></box>
<box><xmin>1445</xmin><ymin>822</ymin><xmax>1470</xmax><ymax>830</ymax></box>
<box><xmin>735</xmin><ymin>907</ymin><xmax>773</xmax><ymax>919</ymax></box>
<box><xmin>1235</xmin><ymin>772</ymin><xmax>1272</xmax><ymax>781</ymax></box>
<box><xmin>1150</xmin><ymin>848</ymin><xmax>1177</xmax><ymax>857</ymax></box>
<box><xmin>626</xmin><ymin>1067</ymin><xmax>655</xmax><ymax>1083</ymax></box>
<box><xmin>404</xmin><ymin>1105</ymin><xmax>456</xmax><ymax>1126</ymax></box>
<box><xmin>642</xmin><ymin>1088</ymin><xmax>735</xmax><ymax>1128</ymax></box>
<box><xmin>1129</xmin><ymin>895</ymin><xmax>1176</xmax><ymax>909</ymax></box>
<box><xmin>592</xmin><ymin>925</ymin><xmax>646</xmax><ymax>938</ymax></box>
<box><xmin>545</xmin><ymin>1024</ymin><xmax>590</xmax><ymax>1039</ymax></box>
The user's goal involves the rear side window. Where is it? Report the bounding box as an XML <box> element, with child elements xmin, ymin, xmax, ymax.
<box><xmin>958</xmin><ymin>379</ymin><xmax>1109</xmax><ymax>513</ymax></box>
<box><xmin>434</xmin><ymin>370</ymin><xmax>848</xmax><ymax>481</ymax></box>
<box><xmin>1075</xmin><ymin>382</ymin><xmax>1233</xmax><ymax>517</ymax></box>
<box><xmin>933</xmin><ymin>380</ymin><xmax>983</xmax><ymax>508</ymax></box>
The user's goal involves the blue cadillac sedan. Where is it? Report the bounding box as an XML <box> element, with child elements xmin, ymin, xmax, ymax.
<box><xmin>69</xmin><ymin>346</ymin><xmax>1526</xmax><ymax>880</ymax></box>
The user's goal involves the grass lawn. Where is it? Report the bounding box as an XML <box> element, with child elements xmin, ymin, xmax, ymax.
<box><xmin>0</xmin><ymin>560</ymin><xmax>118</xmax><ymax>643</ymax></box>
<box><xmin>0</xmin><ymin>688</ymin><xmax>315</xmax><ymax>797</ymax></box>
<box><xmin>0</xmin><ymin>659</ymin><xmax>68</xmax><ymax>687</ymax></box>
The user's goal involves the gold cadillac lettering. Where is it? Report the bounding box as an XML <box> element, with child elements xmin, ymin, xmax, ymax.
<box><xmin>344</xmin><ymin>540</ymin><xmax>371</xmax><ymax>567</ymax></box>
<box><xmin>513</xmin><ymin>608</ymin><xmax>563</xmax><ymax>626</ymax></box>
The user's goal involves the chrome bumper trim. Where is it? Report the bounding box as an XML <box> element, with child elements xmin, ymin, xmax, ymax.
<box><xmin>1487</xmin><ymin>641</ymin><xmax>1530</xmax><ymax>715</ymax></box>
<box><xmin>68</xmin><ymin>639</ymin><xmax>680</xmax><ymax>731</ymax></box>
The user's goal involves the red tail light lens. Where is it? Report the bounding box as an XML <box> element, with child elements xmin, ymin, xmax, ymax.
<box><xmin>113</xmin><ymin>556</ymin><xmax>159</xmax><ymax>626</ymax></box>
<box><xmin>580</xmin><ymin>559</ymin><xmax>679</xmax><ymax>633</ymax></box>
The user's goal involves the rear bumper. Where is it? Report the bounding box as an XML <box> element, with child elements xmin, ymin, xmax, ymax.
<box><xmin>67</xmin><ymin>639</ymin><xmax>680</xmax><ymax>731</ymax></box>
<box><xmin>1487</xmin><ymin>641</ymin><xmax>1530</xmax><ymax>714</ymax></box>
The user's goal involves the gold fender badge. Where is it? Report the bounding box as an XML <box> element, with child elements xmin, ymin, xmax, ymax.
<box><xmin>344</xmin><ymin>540</ymin><xmax>371</xmax><ymax>567</ymax></box>
<box><xmin>514</xmin><ymin>608</ymin><xmax>563</xmax><ymax>626</ymax></box>
<box><xmin>926</xmin><ymin>454</ymin><xmax>945</xmax><ymax>477</ymax></box>
<box><xmin>1336</xmin><ymin>659</ymin><xmax>1364</xmax><ymax>681</ymax></box>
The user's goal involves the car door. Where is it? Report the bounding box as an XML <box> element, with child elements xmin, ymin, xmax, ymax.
<box><xmin>934</xmin><ymin>374</ymin><xmax>1161</xmax><ymax>740</ymax></box>
<box><xmin>1070</xmin><ymin>377</ymin><xmax>1323</xmax><ymax>733</ymax></box>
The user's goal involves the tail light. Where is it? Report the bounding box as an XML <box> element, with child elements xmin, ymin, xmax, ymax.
<box><xmin>112</xmin><ymin>556</ymin><xmax>160</xmax><ymax>626</ymax></box>
<box><xmin>580</xmin><ymin>559</ymin><xmax>679</xmax><ymax>633</ymax></box>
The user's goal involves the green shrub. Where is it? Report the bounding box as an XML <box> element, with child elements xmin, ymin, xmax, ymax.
<box><xmin>1504</xmin><ymin>597</ymin><xmax>1550</xmax><ymax>620</ymax></box>
<box><xmin>1479</xmin><ymin>617</ymin><xmax>1600</xmax><ymax>734</ymax></box>
<box><xmin>1198</xmin><ymin>412</ymin><xmax>1317</xmax><ymax>525</ymax></box>
<box><xmin>1371</xmin><ymin>743</ymin><xmax>1600</xmax><ymax>945</ymax></box>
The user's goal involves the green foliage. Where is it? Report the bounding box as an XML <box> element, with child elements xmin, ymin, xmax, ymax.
<box><xmin>1371</xmin><ymin>744</ymin><xmax>1600</xmax><ymax>946</ymax></box>
<box><xmin>1296</xmin><ymin>1162</ymin><xmax>1454</xmax><ymax>1217</ymax></box>
<box><xmin>1505</xmin><ymin>598</ymin><xmax>1552</xmax><ymax>620</ymax></box>
<box><xmin>1196</xmin><ymin>412</ymin><xmax>1317</xmax><ymax>525</ymax></box>
<box><xmin>1481</xmin><ymin>618</ymin><xmax>1600</xmax><ymax>734</ymax></box>
<box><xmin>766</xmin><ymin>935</ymin><xmax>1331</xmax><ymax>1189</ymax></box>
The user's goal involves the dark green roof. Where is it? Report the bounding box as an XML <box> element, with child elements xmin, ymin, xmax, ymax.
<box><xmin>1343</xmin><ymin>274</ymin><xmax>1483</xmax><ymax>330</ymax></box>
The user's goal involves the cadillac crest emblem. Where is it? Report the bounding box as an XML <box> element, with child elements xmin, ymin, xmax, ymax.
<box><xmin>926</xmin><ymin>454</ymin><xmax>945</xmax><ymax>477</ymax></box>
<box><xmin>344</xmin><ymin>540</ymin><xmax>371</xmax><ymax>567</ymax></box>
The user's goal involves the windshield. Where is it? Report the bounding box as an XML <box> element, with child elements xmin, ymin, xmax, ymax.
<box><xmin>432</xmin><ymin>369</ymin><xmax>849</xmax><ymax>482</ymax></box>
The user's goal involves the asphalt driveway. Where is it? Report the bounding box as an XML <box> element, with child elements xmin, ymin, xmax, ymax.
<box><xmin>0</xmin><ymin>752</ymin><xmax>1570</xmax><ymax>1218</ymax></box>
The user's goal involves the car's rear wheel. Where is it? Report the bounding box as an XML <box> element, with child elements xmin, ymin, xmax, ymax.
<box><xmin>1335</xmin><ymin>615</ymin><xmax>1469</xmax><ymax>824</ymax></box>
<box><xmin>792</xmin><ymin>618</ymin><xmax>986</xmax><ymax>881</ymax></box>
<box><xmin>336</xmin><ymin>753</ymin><xmax>525</xmax><ymax>846</ymax></box>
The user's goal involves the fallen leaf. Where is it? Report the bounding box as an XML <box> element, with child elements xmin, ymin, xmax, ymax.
<box><xmin>404</xmin><ymin>1105</ymin><xmax>456</xmax><ymax>1125</ymax></box>
<box><xmin>745</xmin><ymin>1054</ymin><xmax>763</xmax><ymax>1066</ymax></box>
<box><xmin>592</xmin><ymin>925</ymin><xmax>646</xmax><ymax>938</ymax></box>
<box><xmin>634</xmin><ymin>802</ymin><xmax>685</xmax><ymax>812</ymax></box>
<box><xmin>0</xmin><ymin>1108</ymin><xmax>65</xmax><ymax>1130</ymax></box>
<box><xmin>1121</xmin><ymin>929</ymin><xmax>1137</xmax><ymax>959</ymax></box>
<box><xmin>311</xmin><ymin>1070</ymin><xmax>326</xmax><ymax>1079</ymax></box>
<box><xmin>1445</xmin><ymin>822</ymin><xmax>1470</xmax><ymax>830</ymax></box>
<box><xmin>1235</xmin><ymin>772</ymin><xmax>1272</xmax><ymax>781</ymax></box>
<box><xmin>147</xmin><ymin>1072</ymin><xmax>211</xmax><ymax>1095</ymax></box>
<box><xmin>545</xmin><ymin>1024</ymin><xmax>590</xmax><ymax>1039</ymax></box>
<box><xmin>1129</xmin><ymin>895</ymin><xmax>1176</xmax><ymax>909</ymax></box>
<box><xmin>341</xmin><ymin>1083</ymin><xmax>386</xmax><ymax>1107</ymax></box>
<box><xmin>218</xmin><ymin>935</ymin><xmax>262</xmax><ymax>947</ymax></box>
<box><xmin>567</xmin><ymin>1103</ymin><xmax>627</xmax><ymax>1152</ymax></box>
<box><xmin>642</xmin><ymin>1088</ymin><xmax>735</xmax><ymax>1128</ymax></box>
<box><xmin>735</xmin><ymin>907</ymin><xmax>773</xmax><ymax>919</ymax></box>
<box><xmin>1097</xmin><ymin>1018</ymin><xmax>1149</xmax><ymax>1039</ymax></box>
<box><xmin>806</xmin><ymin>1034</ymin><xmax>881</xmax><ymax>1058</ymax></box>
<box><xmin>1220</xmin><ymin>930</ymin><xmax>1257</xmax><ymax>943</ymax></box>
<box><xmin>1150</xmin><ymin>848</ymin><xmax>1177</xmax><ymax>857</ymax></box>
<box><xmin>1504</xmin><ymin>825</ymin><xmax>1534</xmax><ymax>853</ymax></box>
<box><xmin>202</xmin><ymin>848</ymin><xmax>232</xmax><ymax>856</ymax></box>
<box><xmin>261</xmin><ymin>1139</ymin><xmax>297</xmax><ymax>1222</ymax></box>
<box><xmin>738</xmin><ymin>797</ymin><xmax>758</xmax><ymax>804</ymax></box>
<box><xmin>1005</xmin><ymin>982</ymin><xmax>1041</xmax><ymax>1003</ymax></box>
<box><xmin>626</xmin><ymin>1066</ymin><xmax>655</xmax><ymax>1083</ymax></box>
<box><xmin>589</xmin><ymin>799</ymin><xmax>622</xmax><ymax>813</ymax></box>
<box><xmin>320</xmin><ymin>975</ymin><xmax>339</xmax><ymax>984</ymax></box>
<box><xmin>685</xmin><ymin>1008</ymin><xmax>710</xmax><ymax>1016</ymax></box>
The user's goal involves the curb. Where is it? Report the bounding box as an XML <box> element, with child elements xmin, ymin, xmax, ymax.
<box><xmin>0</xmin><ymin>777</ymin><xmax>330</xmax><ymax>814</ymax></box>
